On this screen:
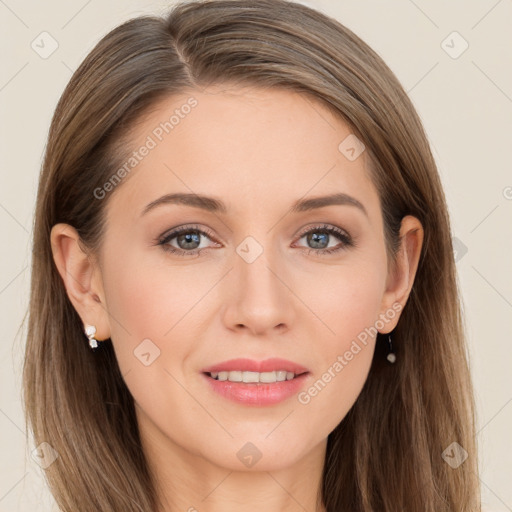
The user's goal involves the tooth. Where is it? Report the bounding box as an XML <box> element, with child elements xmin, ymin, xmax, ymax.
<box><xmin>227</xmin><ymin>371</ymin><xmax>243</xmax><ymax>382</ymax></box>
<box><xmin>259</xmin><ymin>371</ymin><xmax>277</xmax><ymax>383</ymax></box>
<box><xmin>209</xmin><ymin>370</ymin><xmax>298</xmax><ymax>382</ymax></box>
<box><xmin>242</xmin><ymin>371</ymin><xmax>260</xmax><ymax>383</ymax></box>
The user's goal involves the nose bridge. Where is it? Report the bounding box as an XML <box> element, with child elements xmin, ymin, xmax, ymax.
<box><xmin>223</xmin><ymin>230</ymin><xmax>295</xmax><ymax>334</ymax></box>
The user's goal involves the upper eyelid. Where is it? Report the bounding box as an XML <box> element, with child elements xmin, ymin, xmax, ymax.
<box><xmin>296</xmin><ymin>224</ymin><xmax>349</xmax><ymax>237</ymax></box>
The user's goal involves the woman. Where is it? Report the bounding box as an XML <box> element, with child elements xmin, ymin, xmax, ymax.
<box><xmin>23</xmin><ymin>0</ymin><xmax>481</xmax><ymax>510</ymax></box>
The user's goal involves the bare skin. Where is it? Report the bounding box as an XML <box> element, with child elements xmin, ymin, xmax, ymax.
<box><xmin>51</xmin><ymin>84</ymin><xmax>423</xmax><ymax>512</ymax></box>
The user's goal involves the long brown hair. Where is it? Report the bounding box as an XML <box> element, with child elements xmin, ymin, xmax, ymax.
<box><xmin>23</xmin><ymin>0</ymin><xmax>481</xmax><ymax>510</ymax></box>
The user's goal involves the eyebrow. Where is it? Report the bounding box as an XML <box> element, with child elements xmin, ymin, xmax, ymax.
<box><xmin>141</xmin><ymin>192</ymin><xmax>368</xmax><ymax>217</ymax></box>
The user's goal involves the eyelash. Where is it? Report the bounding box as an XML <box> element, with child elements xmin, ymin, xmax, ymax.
<box><xmin>156</xmin><ymin>223</ymin><xmax>354</xmax><ymax>257</ymax></box>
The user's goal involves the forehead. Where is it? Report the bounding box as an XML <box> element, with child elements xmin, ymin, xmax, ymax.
<box><xmin>105</xmin><ymin>84</ymin><xmax>380</xmax><ymax>222</ymax></box>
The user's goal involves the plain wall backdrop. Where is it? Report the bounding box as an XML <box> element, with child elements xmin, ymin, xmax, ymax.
<box><xmin>1</xmin><ymin>0</ymin><xmax>511</xmax><ymax>510</ymax></box>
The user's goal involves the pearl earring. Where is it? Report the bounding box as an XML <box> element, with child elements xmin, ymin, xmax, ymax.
<box><xmin>85</xmin><ymin>324</ymin><xmax>98</xmax><ymax>349</ymax></box>
<box><xmin>386</xmin><ymin>334</ymin><xmax>396</xmax><ymax>363</ymax></box>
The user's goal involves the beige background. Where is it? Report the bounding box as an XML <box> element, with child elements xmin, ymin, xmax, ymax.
<box><xmin>1</xmin><ymin>0</ymin><xmax>511</xmax><ymax>510</ymax></box>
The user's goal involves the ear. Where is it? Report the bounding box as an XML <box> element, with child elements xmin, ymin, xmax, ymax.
<box><xmin>378</xmin><ymin>215</ymin><xmax>424</xmax><ymax>333</ymax></box>
<box><xmin>50</xmin><ymin>223</ymin><xmax>111</xmax><ymax>341</ymax></box>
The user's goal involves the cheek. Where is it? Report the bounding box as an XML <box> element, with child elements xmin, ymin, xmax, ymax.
<box><xmin>313</xmin><ymin>257</ymin><xmax>387</xmax><ymax>348</ymax></box>
<box><xmin>100</xmin><ymin>245</ymin><xmax>209</xmax><ymax>395</ymax></box>
<box><xmin>103</xmin><ymin>250</ymin><xmax>209</xmax><ymax>343</ymax></box>
<box><xmin>100</xmin><ymin>253</ymin><xmax>205</xmax><ymax>419</ymax></box>
<box><xmin>294</xmin><ymin>259</ymin><xmax>386</xmax><ymax>428</ymax></box>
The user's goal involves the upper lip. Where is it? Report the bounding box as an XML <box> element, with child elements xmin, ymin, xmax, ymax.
<box><xmin>202</xmin><ymin>358</ymin><xmax>309</xmax><ymax>374</ymax></box>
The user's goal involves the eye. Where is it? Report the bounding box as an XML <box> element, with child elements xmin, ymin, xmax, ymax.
<box><xmin>156</xmin><ymin>223</ymin><xmax>354</xmax><ymax>257</ymax></box>
<box><xmin>293</xmin><ymin>224</ymin><xmax>354</xmax><ymax>255</ymax></box>
<box><xmin>156</xmin><ymin>225</ymin><xmax>219</xmax><ymax>256</ymax></box>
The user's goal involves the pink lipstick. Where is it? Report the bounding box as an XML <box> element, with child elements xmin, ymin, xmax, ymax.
<box><xmin>201</xmin><ymin>358</ymin><xmax>310</xmax><ymax>406</ymax></box>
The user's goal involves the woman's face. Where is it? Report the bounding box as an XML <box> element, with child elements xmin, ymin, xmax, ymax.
<box><xmin>75</xmin><ymin>85</ymin><xmax>417</xmax><ymax>472</ymax></box>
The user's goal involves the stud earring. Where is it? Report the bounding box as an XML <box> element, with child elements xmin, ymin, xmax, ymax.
<box><xmin>85</xmin><ymin>324</ymin><xmax>98</xmax><ymax>349</ymax></box>
<box><xmin>386</xmin><ymin>334</ymin><xmax>396</xmax><ymax>363</ymax></box>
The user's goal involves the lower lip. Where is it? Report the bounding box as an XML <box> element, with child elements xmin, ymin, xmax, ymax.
<box><xmin>202</xmin><ymin>372</ymin><xmax>309</xmax><ymax>406</ymax></box>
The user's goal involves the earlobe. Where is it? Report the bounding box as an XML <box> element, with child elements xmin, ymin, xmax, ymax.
<box><xmin>379</xmin><ymin>215</ymin><xmax>424</xmax><ymax>333</ymax></box>
<box><xmin>50</xmin><ymin>223</ymin><xmax>111</xmax><ymax>341</ymax></box>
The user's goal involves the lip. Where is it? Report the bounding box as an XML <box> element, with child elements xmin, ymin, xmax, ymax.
<box><xmin>202</xmin><ymin>372</ymin><xmax>310</xmax><ymax>406</ymax></box>
<box><xmin>201</xmin><ymin>358</ymin><xmax>309</xmax><ymax>374</ymax></box>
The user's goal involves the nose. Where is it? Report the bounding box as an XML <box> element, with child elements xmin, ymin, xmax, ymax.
<box><xmin>221</xmin><ymin>243</ymin><xmax>296</xmax><ymax>337</ymax></box>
